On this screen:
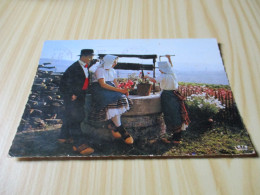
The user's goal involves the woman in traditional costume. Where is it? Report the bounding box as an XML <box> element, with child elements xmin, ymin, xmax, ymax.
<box><xmin>88</xmin><ymin>55</ymin><xmax>134</xmax><ymax>144</ymax></box>
<box><xmin>144</xmin><ymin>55</ymin><xmax>190</xmax><ymax>144</ymax></box>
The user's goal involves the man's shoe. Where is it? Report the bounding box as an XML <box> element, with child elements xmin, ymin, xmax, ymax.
<box><xmin>58</xmin><ymin>138</ymin><xmax>74</xmax><ymax>144</ymax></box>
<box><xmin>73</xmin><ymin>144</ymin><xmax>94</xmax><ymax>155</ymax></box>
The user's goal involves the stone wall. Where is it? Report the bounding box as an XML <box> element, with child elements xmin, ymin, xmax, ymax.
<box><xmin>18</xmin><ymin>68</ymin><xmax>64</xmax><ymax>131</ymax></box>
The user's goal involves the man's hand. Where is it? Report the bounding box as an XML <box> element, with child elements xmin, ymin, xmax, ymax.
<box><xmin>71</xmin><ymin>94</ymin><xmax>77</xmax><ymax>101</ymax></box>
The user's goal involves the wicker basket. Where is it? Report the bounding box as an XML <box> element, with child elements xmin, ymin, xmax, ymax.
<box><xmin>137</xmin><ymin>83</ymin><xmax>152</xmax><ymax>96</ymax></box>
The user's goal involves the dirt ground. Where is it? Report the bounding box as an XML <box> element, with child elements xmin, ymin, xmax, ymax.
<box><xmin>8</xmin><ymin>125</ymin><xmax>175</xmax><ymax>158</ymax></box>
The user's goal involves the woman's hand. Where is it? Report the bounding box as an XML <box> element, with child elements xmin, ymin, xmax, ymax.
<box><xmin>118</xmin><ymin>88</ymin><xmax>129</xmax><ymax>96</ymax></box>
<box><xmin>98</xmin><ymin>78</ymin><xmax>129</xmax><ymax>95</ymax></box>
<box><xmin>113</xmin><ymin>79</ymin><xmax>119</xmax><ymax>88</ymax></box>
<box><xmin>120</xmin><ymin>89</ymin><xmax>129</xmax><ymax>96</ymax></box>
<box><xmin>165</xmin><ymin>55</ymin><xmax>171</xmax><ymax>59</ymax></box>
<box><xmin>165</xmin><ymin>54</ymin><xmax>173</xmax><ymax>67</ymax></box>
<box><xmin>144</xmin><ymin>75</ymin><xmax>156</xmax><ymax>83</ymax></box>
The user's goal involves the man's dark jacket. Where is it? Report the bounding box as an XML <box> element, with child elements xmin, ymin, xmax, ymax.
<box><xmin>59</xmin><ymin>61</ymin><xmax>87</xmax><ymax>100</ymax></box>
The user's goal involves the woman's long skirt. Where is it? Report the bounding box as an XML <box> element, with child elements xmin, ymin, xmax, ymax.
<box><xmin>161</xmin><ymin>90</ymin><xmax>190</xmax><ymax>132</ymax></box>
<box><xmin>88</xmin><ymin>81</ymin><xmax>131</xmax><ymax>122</ymax></box>
<box><xmin>161</xmin><ymin>90</ymin><xmax>182</xmax><ymax>130</ymax></box>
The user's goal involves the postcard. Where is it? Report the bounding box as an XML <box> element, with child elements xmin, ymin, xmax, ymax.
<box><xmin>8</xmin><ymin>39</ymin><xmax>257</xmax><ymax>158</ymax></box>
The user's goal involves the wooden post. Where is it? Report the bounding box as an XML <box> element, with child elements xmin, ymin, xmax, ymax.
<box><xmin>153</xmin><ymin>57</ymin><xmax>156</xmax><ymax>94</ymax></box>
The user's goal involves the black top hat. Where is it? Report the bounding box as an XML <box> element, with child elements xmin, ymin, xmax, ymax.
<box><xmin>78</xmin><ymin>49</ymin><xmax>94</xmax><ymax>56</ymax></box>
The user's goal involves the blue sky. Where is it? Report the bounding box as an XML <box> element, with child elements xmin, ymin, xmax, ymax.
<box><xmin>40</xmin><ymin>39</ymin><xmax>224</xmax><ymax>72</ymax></box>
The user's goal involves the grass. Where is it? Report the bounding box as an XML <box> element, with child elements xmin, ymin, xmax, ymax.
<box><xmin>9</xmin><ymin>121</ymin><xmax>256</xmax><ymax>158</ymax></box>
<box><xmin>163</xmin><ymin>124</ymin><xmax>255</xmax><ymax>156</ymax></box>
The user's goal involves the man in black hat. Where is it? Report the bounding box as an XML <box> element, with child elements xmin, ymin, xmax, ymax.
<box><xmin>59</xmin><ymin>49</ymin><xmax>94</xmax><ymax>155</ymax></box>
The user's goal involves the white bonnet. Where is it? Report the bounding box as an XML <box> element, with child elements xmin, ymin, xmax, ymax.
<box><xmin>102</xmin><ymin>55</ymin><xmax>118</xmax><ymax>69</ymax></box>
<box><xmin>157</xmin><ymin>61</ymin><xmax>174</xmax><ymax>74</ymax></box>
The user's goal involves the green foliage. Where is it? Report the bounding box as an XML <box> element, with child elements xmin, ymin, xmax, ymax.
<box><xmin>185</xmin><ymin>93</ymin><xmax>225</xmax><ymax>121</ymax></box>
<box><xmin>179</xmin><ymin>82</ymin><xmax>231</xmax><ymax>90</ymax></box>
